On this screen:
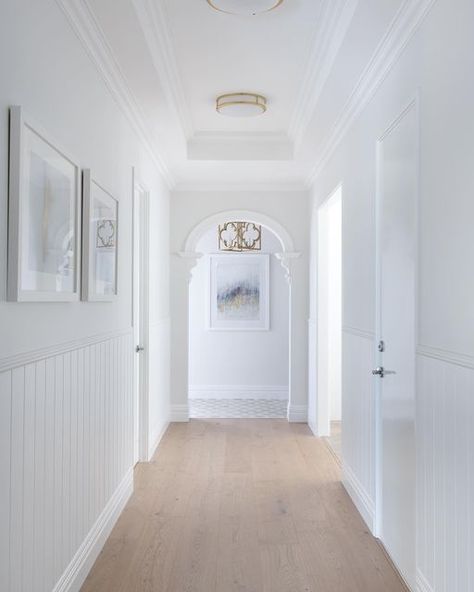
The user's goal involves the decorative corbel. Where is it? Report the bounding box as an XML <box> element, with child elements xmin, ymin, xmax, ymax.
<box><xmin>274</xmin><ymin>252</ymin><xmax>301</xmax><ymax>285</ymax></box>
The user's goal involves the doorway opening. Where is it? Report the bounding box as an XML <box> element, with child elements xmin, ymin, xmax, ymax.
<box><xmin>317</xmin><ymin>186</ymin><xmax>342</xmax><ymax>459</ymax></box>
<box><xmin>132</xmin><ymin>177</ymin><xmax>150</xmax><ymax>463</ymax></box>
<box><xmin>188</xmin><ymin>223</ymin><xmax>290</xmax><ymax>419</ymax></box>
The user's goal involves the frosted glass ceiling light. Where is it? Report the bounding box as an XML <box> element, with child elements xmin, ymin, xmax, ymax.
<box><xmin>216</xmin><ymin>93</ymin><xmax>267</xmax><ymax>117</ymax></box>
<box><xmin>207</xmin><ymin>0</ymin><xmax>284</xmax><ymax>16</ymax></box>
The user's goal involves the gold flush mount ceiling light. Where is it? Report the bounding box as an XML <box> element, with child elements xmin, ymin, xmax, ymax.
<box><xmin>207</xmin><ymin>0</ymin><xmax>284</xmax><ymax>16</ymax></box>
<box><xmin>216</xmin><ymin>93</ymin><xmax>267</xmax><ymax>117</ymax></box>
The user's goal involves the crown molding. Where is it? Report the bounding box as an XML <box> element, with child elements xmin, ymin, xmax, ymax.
<box><xmin>132</xmin><ymin>0</ymin><xmax>194</xmax><ymax>140</ymax></box>
<box><xmin>288</xmin><ymin>0</ymin><xmax>358</xmax><ymax>147</ymax></box>
<box><xmin>307</xmin><ymin>0</ymin><xmax>438</xmax><ymax>187</ymax></box>
<box><xmin>55</xmin><ymin>0</ymin><xmax>174</xmax><ymax>187</ymax></box>
<box><xmin>172</xmin><ymin>180</ymin><xmax>309</xmax><ymax>193</ymax></box>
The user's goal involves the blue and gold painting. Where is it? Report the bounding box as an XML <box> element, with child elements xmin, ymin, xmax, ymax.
<box><xmin>216</xmin><ymin>262</ymin><xmax>260</xmax><ymax>321</ymax></box>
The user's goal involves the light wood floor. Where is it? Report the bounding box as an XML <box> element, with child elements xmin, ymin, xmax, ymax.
<box><xmin>81</xmin><ymin>420</ymin><xmax>407</xmax><ymax>592</ymax></box>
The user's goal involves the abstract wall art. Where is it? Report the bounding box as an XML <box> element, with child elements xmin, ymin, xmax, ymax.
<box><xmin>208</xmin><ymin>254</ymin><xmax>269</xmax><ymax>330</ymax></box>
<box><xmin>7</xmin><ymin>106</ymin><xmax>82</xmax><ymax>301</ymax></box>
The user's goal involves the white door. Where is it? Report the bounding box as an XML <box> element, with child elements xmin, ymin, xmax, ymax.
<box><xmin>133</xmin><ymin>179</ymin><xmax>150</xmax><ymax>464</ymax></box>
<box><xmin>375</xmin><ymin>100</ymin><xmax>418</xmax><ymax>589</ymax></box>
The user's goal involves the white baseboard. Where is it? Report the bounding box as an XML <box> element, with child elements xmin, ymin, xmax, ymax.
<box><xmin>416</xmin><ymin>569</ymin><xmax>433</xmax><ymax>592</ymax></box>
<box><xmin>287</xmin><ymin>404</ymin><xmax>307</xmax><ymax>423</ymax></box>
<box><xmin>53</xmin><ymin>468</ymin><xmax>133</xmax><ymax>592</ymax></box>
<box><xmin>189</xmin><ymin>385</ymin><xmax>289</xmax><ymax>401</ymax></box>
<box><xmin>148</xmin><ymin>420</ymin><xmax>170</xmax><ymax>460</ymax></box>
<box><xmin>170</xmin><ymin>404</ymin><xmax>189</xmax><ymax>422</ymax></box>
<box><xmin>307</xmin><ymin>419</ymin><xmax>318</xmax><ymax>436</ymax></box>
<box><xmin>342</xmin><ymin>463</ymin><xmax>375</xmax><ymax>533</ymax></box>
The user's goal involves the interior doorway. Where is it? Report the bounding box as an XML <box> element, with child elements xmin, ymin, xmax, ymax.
<box><xmin>188</xmin><ymin>223</ymin><xmax>290</xmax><ymax>419</ymax></box>
<box><xmin>375</xmin><ymin>99</ymin><xmax>418</xmax><ymax>589</ymax></box>
<box><xmin>317</xmin><ymin>186</ymin><xmax>342</xmax><ymax>458</ymax></box>
<box><xmin>132</xmin><ymin>176</ymin><xmax>150</xmax><ymax>463</ymax></box>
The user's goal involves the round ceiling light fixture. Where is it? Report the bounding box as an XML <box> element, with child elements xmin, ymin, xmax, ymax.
<box><xmin>207</xmin><ymin>0</ymin><xmax>284</xmax><ymax>16</ymax></box>
<box><xmin>216</xmin><ymin>93</ymin><xmax>267</xmax><ymax>117</ymax></box>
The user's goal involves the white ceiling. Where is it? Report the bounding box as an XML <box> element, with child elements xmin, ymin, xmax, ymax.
<box><xmin>85</xmin><ymin>0</ymin><xmax>405</xmax><ymax>189</ymax></box>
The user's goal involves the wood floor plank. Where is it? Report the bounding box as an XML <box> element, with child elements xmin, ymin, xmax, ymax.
<box><xmin>80</xmin><ymin>419</ymin><xmax>407</xmax><ymax>592</ymax></box>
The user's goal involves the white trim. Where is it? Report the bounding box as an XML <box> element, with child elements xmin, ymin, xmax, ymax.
<box><xmin>417</xmin><ymin>345</ymin><xmax>474</xmax><ymax>369</ymax></box>
<box><xmin>416</xmin><ymin>569</ymin><xmax>433</xmax><ymax>592</ymax></box>
<box><xmin>131</xmin><ymin>0</ymin><xmax>193</xmax><ymax>139</ymax></box>
<box><xmin>189</xmin><ymin>385</ymin><xmax>289</xmax><ymax>401</ymax></box>
<box><xmin>170</xmin><ymin>404</ymin><xmax>189</xmax><ymax>423</ymax></box>
<box><xmin>307</xmin><ymin>0</ymin><xmax>438</xmax><ymax>186</ymax></box>
<box><xmin>52</xmin><ymin>468</ymin><xmax>133</xmax><ymax>592</ymax></box>
<box><xmin>287</xmin><ymin>404</ymin><xmax>307</xmax><ymax>423</ymax></box>
<box><xmin>173</xmin><ymin>181</ymin><xmax>309</xmax><ymax>193</ymax></box>
<box><xmin>184</xmin><ymin>210</ymin><xmax>295</xmax><ymax>253</ymax></box>
<box><xmin>342</xmin><ymin>463</ymin><xmax>376</xmax><ymax>533</ymax></box>
<box><xmin>55</xmin><ymin>0</ymin><xmax>174</xmax><ymax>187</ymax></box>
<box><xmin>0</xmin><ymin>328</ymin><xmax>132</xmax><ymax>374</ymax></box>
<box><xmin>289</xmin><ymin>0</ymin><xmax>359</xmax><ymax>146</ymax></box>
<box><xmin>342</xmin><ymin>325</ymin><xmax>376</xmax><ymax>340</ymax></box>
<box><xmin>147</xmin><ymin>421</ymin><xmax>170</xmax><ymax>461</ymax></box>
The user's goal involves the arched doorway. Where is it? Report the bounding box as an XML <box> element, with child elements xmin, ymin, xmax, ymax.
<box><xmin>171</xmin><ymin>210</ymin><xmax>301</xmax><ymax>422</ymax></box>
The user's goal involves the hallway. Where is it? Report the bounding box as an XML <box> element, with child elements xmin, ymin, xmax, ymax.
<box><xmin>81</xmin><ymin>420</ymin><xmax>406</xmax><ymax>592</ymax></box>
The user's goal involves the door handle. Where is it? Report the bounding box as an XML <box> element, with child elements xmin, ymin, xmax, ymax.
<box><xmin>372</xmin><ymin>367</ymin><xmax>396</xmax><ymax>378</ymax></box>
<box><xmin>135</xmin><ymin>345</ymin><xmax>145</xmax><ymax>353</ymax></box>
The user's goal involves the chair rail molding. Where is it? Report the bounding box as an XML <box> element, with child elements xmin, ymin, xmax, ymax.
<box><xmin>306</xmin><ymin>0</ymin><xmax>439</xmax><ymax>186</ymax></box>
<box><xmin>0</xmin><ymin>328</ymin><xmax>132</xmax><ymax>374</ymax></box>
<box><xmin>55</xmin><ymin>0</ymin><xmax>174</xmax><ymax>187</ymax></box>
<box><xmin>342</xmin><ymin>325</ymin><xmax>376</xmax><ymax>340</ymax></box>
<box><xmin>416</xmin><ymin>344</ymin><xmax>474</xmax><ymax>369</ymax></box>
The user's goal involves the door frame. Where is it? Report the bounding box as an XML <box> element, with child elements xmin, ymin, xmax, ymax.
<box><xmin>132</xmin><ymin>169</ymin><xmax>151</xmax><ymax>463</ymax></box>
<box><xmin>374</xmin><ymin>94</ymin><xmax>420</xmax><ymax>540</ymax></box>
<box><xmin>315</xmin><ymin>184</ymin><xmax>343</xmax><ymax>437</ymax></box>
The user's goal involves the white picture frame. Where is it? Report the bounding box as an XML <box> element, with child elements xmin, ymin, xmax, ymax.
<box><xmin>208</xmin><ymin>253</ymin><xmax>270</xmax><ymax>331</ymax></box>
<box><xmin>7</xmin><ymin>106</ymin><xmax>82</xmax><ymax>302</ymax></box>
<box><xmin>82</xmin><ymin>170</ymin><xmax>119</xmax><ymax>302</ymax></box>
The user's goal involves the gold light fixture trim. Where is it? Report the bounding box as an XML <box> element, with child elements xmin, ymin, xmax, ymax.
<box><xmin>207</xmin><ymin>0</ymin><xmax>284</xmax><ymax>16</ymax></box>
<box><xmin>218</xmin><ymin>222</ymin><xmax>262</xmax><ymax>252</ymax></box>
<box><xmin>216</xmin><ymin>93</ymin><xmax>267</xmax><ymax>117</ymax></box>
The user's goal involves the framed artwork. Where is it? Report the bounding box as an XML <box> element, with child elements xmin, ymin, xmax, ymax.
<box><xmin>208</xmin><ymin>253</ymin><xmax>270</xmax><ymax>331</ymax></box>
<box><xmin>7</xmin><ymin>106</ymin><xmax>81</xmax><ymax>301</ymax></box>
<box><xmin>82</xmin><ymin>170</ymin><xmax>118</xmax><ymax>301</ymax></box>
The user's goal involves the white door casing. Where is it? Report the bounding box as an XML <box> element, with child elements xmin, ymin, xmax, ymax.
<box><xmin>132</xmin><ymin>174</ymin><xmax>150</xmax><ymax>463</ymax></box>
<box><xmin>375</xmin><ymin>97</ymin><xmax>419</xmax><ymax>590</ymax></box>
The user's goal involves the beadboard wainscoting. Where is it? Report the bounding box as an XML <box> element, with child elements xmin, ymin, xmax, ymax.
<box><xmin>341</xmin><ymin>327</ymin><xmax>376</xmax><ymax>532</ymax></box>
<box><xmin>416</xmin><ymin>347</ymin><xmax>474</xmax><ymax>592</ymax></box>
<box><xmin>0</xmin><ymin>329</ymin><xmax>134</xmax><ymax>592</ymax></box>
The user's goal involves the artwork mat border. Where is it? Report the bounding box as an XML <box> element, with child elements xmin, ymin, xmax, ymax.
<box><xmin>81</xmin><ymin>169</ymin><xmax>119</xmax><ymax>302</ymax></box>
<box><xmin>207</xmin><ymin>253</ymin><xmax>270</xmax><ymax>331</ymax></box>
<box><xmin>7</xmin><ymin>105</ymin><xmax>82</xmax><ymax>302</ymax></box>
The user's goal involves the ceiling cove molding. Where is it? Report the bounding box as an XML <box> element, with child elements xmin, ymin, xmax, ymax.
<box><xmin>132</xmin><ymin>0</ymin><xmax>194</xmax><ymax>140</ymax></box>
<box><xmin>172</xmin><ymin>181</ymin><xmax>309</xmax><ymax>193</ymax></box>
<box><xmin>306</xmin><ymin>0</ymin><xmax>438</xmax><ymax>187</ymax></box>
<box><xmin>55</xmin><ymin>0</ymin><xmax>174</xmax><ymax>187</ymax></box>
<box><xmin>288</xmin><ymin>0</ymin><xmax>359</xmax><ymax>147</ymax></box>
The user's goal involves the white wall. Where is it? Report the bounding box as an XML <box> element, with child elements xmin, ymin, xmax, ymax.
<box><xmin>309</xmin><ymin>0</ymin><xmax>474</xmax><ymax>589</ymax></box>
<box><xmin>0</xmin><ymin>1</ymin><xmax>170</xmax><ymax>590</ymax></box>
<box><xmin>170</xmin><ymin>190</ymin><xmax>310</xmax><ymax>421</ymax></box>
<box><xmin>189</xmin><ymin>227</ymin><xmax>289</xmax><ymax>399</ymax></box>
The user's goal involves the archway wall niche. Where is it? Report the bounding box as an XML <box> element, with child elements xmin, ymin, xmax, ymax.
<box><xmin>169</xmin><ymin>192</ymin><xmax>311</xmax><ymax>423</ymax></box>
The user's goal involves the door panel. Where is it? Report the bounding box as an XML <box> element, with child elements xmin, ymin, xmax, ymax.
<box><xmin>377</xmin><ymin>101</ymin><xmax>417</xmax><ymax>589</ymax></box>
